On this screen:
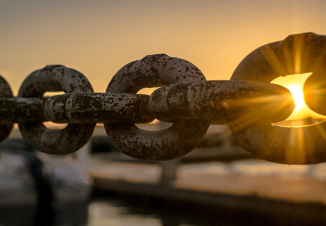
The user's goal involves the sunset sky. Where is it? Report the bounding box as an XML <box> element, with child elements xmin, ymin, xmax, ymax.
<box><xmin>1</xmin><ymin>0</ymin><xmax>326</xmax><ymax>120</ymax></box>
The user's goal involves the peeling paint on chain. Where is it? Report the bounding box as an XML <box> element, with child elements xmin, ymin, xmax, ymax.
<box><xmin>0</xmin><ymin>76</ymin><xmax>14</xmax><ymax>142</ymax></box>
<box><xmin>45</xmin><ymin>93</ymin><xmax>154</xmax><ymax>124</ymax></box>
<box><xmin>149</xmin><ymin>80</ymin><xmax>294</xmax><ymax>124</ymax></box>
<box><xmin>105</xmin><ymin>54</ymin><xmax>210</xmax><ymax>161</ymax></box>
<box><xmin>229</xmin><ymin>32</ymin><xmax>326</xmax><ymax>164</ymax></box>
<box><xmin>18</xmin><ymin>65</ymin><xmax>96</xmax><ymax>155</ymax></box>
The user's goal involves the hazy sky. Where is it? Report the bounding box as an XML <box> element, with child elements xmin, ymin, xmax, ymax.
<box><xmin>1</xmin><ymin>0</ymin><xmax>326</xmax><ymax>95</ymax></box>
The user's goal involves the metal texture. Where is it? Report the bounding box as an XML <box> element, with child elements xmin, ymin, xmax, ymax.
<box><xmin>18</xmin><ymin>65</ymin><xmax>96</xmax><ymax>155</ymax></box>
<box><xmin>45</xmin><ymin>93</ymin><xmax>154</xmax><ymax>124</ymax></box>
<box><xmin>304</xmin><ymin>70</ymin><xmax>326</xmax><ymax>116</ymax></box>
<box><xmin>0</xmin><ymin>76</ymin><xmax>14</xmax><ymax>142</ymax></box>
<box><xmin>0</xmin><ymin>97</ymin><xmax>48</xmax><ymax>123</ymax></box>
<box><xmin>0</xmin><ymin>46</ymin><xmax>324</xmax><ymax>164</ymax></box>
<box><xmin>229</xmin><ymin>32</ymin><xmax>326</xmax><ymax>164</ymax></box>
<box><xmin>105</xmin><ymin>54</ymin><xmax>210</xmax><ymax>161</ymax></box>
<box><xmin>149</xmin><ymin>80</ymin><xmax>294</xmax><ymax>124</ymax></box>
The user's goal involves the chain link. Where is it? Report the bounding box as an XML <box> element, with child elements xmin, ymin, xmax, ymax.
<box><xmin>0</xmin><ymin>33</ymin><xmax>325</xmax><ymax>164</ymax></box>
<box><xmin>229</xmin><ymin>32</ymin><xmax>326</xmax><ymax>164</ymax></box>
<box><xmin>45</xmin><ymin>93</ymin><xmax>154</xmax><ymax>124</ymax></box>
<box><xmin>104</xmin><ymin>54</ymin><xmax>211</xmax><ymax>160</ymax></box>
<box><xmin>148</xmin><ymin>80</ymin><xmax>294</xmax><ymax>124</ymax></box>
<box><xmin>0</xmin><ymin>97</ymin><xmax>48</xmax><ymax>123</ymax></box>
<box><xmin>0</xmin><ymin>76</ymin><xmax>14</xmax><ymax>142</ymax></box>
<box><xmin>18</xmin><ymin>65</ymin><xmax>96</xmax><ymax>155</ymax></box>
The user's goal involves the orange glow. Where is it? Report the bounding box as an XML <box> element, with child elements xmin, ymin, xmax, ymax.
<box><xmin>286</xmin><ymin>84</ymin><xmax>305</xmax><ymax>110</ymax></box>
<box><xmin>272</xmin><ymin>73</ymin><xmax>326</xmax><ymax>121</ymax></box>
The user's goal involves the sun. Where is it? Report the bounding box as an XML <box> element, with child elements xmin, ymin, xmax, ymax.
<box><xmin>271</xmin><ymin>73</ymin><xmax>326</xmax><ymax>121</ymax></box>
<box><xmin>286</xmin><ymin>84</ymin><xmax>305</xmax><ymax>110</ymax></box>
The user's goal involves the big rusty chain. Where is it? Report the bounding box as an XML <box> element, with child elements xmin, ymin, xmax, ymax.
<box><xmin>1</xmin><ymin>32</ymin><xmax>326</xmax><ymax>165</ymax></box>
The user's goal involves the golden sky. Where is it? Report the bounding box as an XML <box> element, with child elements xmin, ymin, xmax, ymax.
<box><xmin>1</xmin><ymin>0</ymin><xmax>326</xmax><ymax>120</ymax></box>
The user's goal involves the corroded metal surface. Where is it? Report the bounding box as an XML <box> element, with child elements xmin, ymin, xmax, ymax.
<box><xmin>0</xmin><ymin>97</ymin><xmax>48</xmax><ymax>123</ymax></box>
<box><xmin>18</xmin><ymin>65</ymin><xmax>96</xmax><ymax>154</ymax></box>
<box><xmin>105</xmin><ymin>54</ymin><xmax>210</xmax><ymax>161</ymax></box>
<box><xmin>229</xmin><ymin>32</ymin><xmax>326</xmax><ymax>164</ymax></box>
<box><xmin>232</xmin><ymin>32</ymin><xmax>326</xmax><ymax>83</ymax></box>
<box><xmin>45</xmin><ymin>93</ymin><xmax>154</xmax><ymax>124</ymax></box>
<box><xmin>228</xmin><ymin>120</ymin><xmax>326</xmax><ymax>164</ymax></box>
<box><xmin>107</xmin><ymin>54</ymin><xmax>206</xmax><ymax>93</ymax></box>
<box><xmin>149</xmin><ymin>80</ymin><xmax>294</xmax><ymax>124</ymax></box>
<box><xmin>106</xmin><ymin>119</ymin><xmax>210</xmax><ymax>161</ymax></box>
<box><xmin>0</xmin><ymin>49</ymin><xmax>325</xmax><ymax>163</ymax></box>
<box><xmin>0</xmin><ymin>76</ymin><xmax>14</xmax><ymax>142</ymax></box>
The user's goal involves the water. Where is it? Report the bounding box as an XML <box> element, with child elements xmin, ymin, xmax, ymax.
<box><xmin>0</xmin><ymin>196</ymin><xmax>234</xmax><ymax>226</ymax></box>
<box><xmin>88</xmin><ymin>199</ymin><xmax>162</xmax><ymax>226</ymax></box>
<box><xmin>86</xmin><ymin>159</ymin><xmax>326</xmax><ymax>226</ymax></box>
<box><xmin>87</xmin><ymin>196</ymin><xmax>220</xmax><ymax>226</ymax></box>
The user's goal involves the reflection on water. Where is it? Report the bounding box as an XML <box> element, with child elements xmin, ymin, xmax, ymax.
<box><xmin>89</xmin><ymin>159</ymin><xmax>326</xmax><ymax>226</ymax></box>
<box><xmin>88</xmin><ymin>200</ymin><xmax>161</xmax><ymax>226</ymax></box>
<box><xmin>3</xmin><ymin>157</ymin><xmax>326</xmax><ymax>226</ymax></box>
<box><xmin>88</xmin><ymin>197</ymin><xmax>216</xmax><ymax>226</ymax></box>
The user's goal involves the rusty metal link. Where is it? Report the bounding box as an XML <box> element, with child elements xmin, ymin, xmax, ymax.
<box><xmin>0</xmin><ymin>76</ymin><xmax>14</xmax><ymax>142</ymax></box>
<box><xmin>18</xmin><ymin>65</ymin><xmax>96</xmax><ymax>155</ymax></box>
<box><xmin>228</xmin><ymin>32</ymin><xmax>326</xmax><ymax>164</ymax></box>
<box><xmin>0</xmin><ymin>97</ymin><xmax>48</xmax><ymax>123</ymax></box>
<box><xmin>1</xmin><ymin>46</ymin><xmax>326</xmax><ymax>165</ymax></box>
<box><xmin>301</xmin><ymin>34</ymin><xmax>326</xmax><ymax>116</ymax></box>
<box><xmin>0</xmin><ymin>54</ymin><xmax>296</xmax><ymax>161</ymax></box>
<box><xmin>105</xmin><ymin>54</ymin><xmax>211</xmax><ymax>161</ymax></box>
<box><xmin>149</xmin><ymin>80</ymin><xmax>294</xmax><ymax>125</ymax></box>
<box><xmin>44</xmin><ymin>93</ymin><xmax>154</xmax><ymax>124</ymax></box>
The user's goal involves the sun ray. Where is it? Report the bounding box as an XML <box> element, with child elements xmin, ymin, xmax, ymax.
<box><xmin>271</xmin><ymin>73</ymin><xmax>326</xmax><ymax>121</ymax></box>
<box><xmin>227</xmin><ymin>96</ymin><xmax>294</xmax><ymax>133</ymax></box>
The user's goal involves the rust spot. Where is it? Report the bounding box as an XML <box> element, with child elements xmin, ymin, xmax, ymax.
<box><xmin>105</xmin><ymin>54</ymin><xmax>209</xmax><ymax>161</ymax></box>
<box><xmin>228</xmin><ymin>32</ymin><xmax>326</xmax><ymax>164</ymax></box>
<box><xmin>18</xmin><ymin>65</ymin><xmax>95</xmax><ymax>154</ymax></box>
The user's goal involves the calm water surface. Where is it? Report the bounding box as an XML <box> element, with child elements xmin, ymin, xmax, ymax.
<box><xmin>88</xmin><ymin>197</ymin><xmax>216</xmax><ymax>226</ymax></box>
<box><xmin>88</xmin><ymin>200</ymin><xmax>162</xmax><ymax>226</ymax></box>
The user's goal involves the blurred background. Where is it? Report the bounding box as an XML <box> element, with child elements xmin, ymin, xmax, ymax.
<box><xmin>0</xmin><ymin>0</ymin><xmax>325</xmax><ymax>96</ymax></box>
<box><xmin>1</xmin><ymin>0</ymin><xmax>326</xmax><ymax>225</ymax></box>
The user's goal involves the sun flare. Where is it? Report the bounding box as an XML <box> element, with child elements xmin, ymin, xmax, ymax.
<box><xmin>286</xmin><ymin>84</ymin><xmax>305</xmax><ymax>110</ymax></box>
<box><xmin>271</xmin><ymin>73</ymin><xmax>326</xmax><ymax>121</ymax></box>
